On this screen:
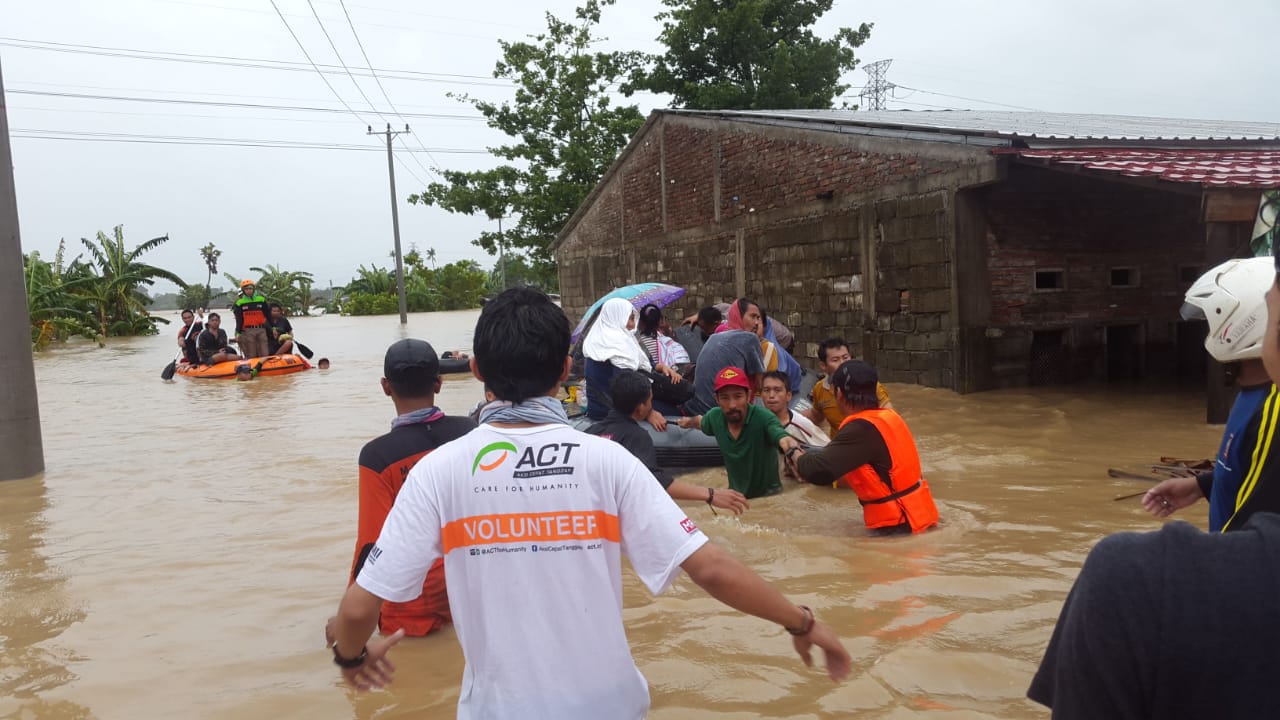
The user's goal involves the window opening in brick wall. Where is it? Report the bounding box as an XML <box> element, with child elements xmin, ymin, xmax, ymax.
<box><xmin>899</xmin><ymin>289</ymin><xmax>910</xmax><ymax>313</ymax></box>
<box><xmin>1034</xmin><ymin>269</ymin><xmax>1065</xmax><ymax>291</ymax></box>
<box><xmin>1110</xmin><ymin>267</ymin><xmax>1140</xmax><ymax>288</ymax></box>
<box><xmin>1029</xmin><ymin>329</ymin><xmax>1070</xmax><ymax>385</ymax></box>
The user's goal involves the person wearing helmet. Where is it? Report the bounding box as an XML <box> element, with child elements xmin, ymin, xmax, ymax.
<box><xmin>233</xmin><ymin>279</ymin><xmax>273</xmax><ymax>359</ymax></box>
<box><xmin>1143</xmin><ymin>257</ymin><xmax>1280</xmax><ymax>531</ymax></box>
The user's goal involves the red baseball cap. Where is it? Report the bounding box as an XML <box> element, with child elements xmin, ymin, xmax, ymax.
<box><xmin>713</xmin><ymin>366</ymin><xmax>752</xmax><ymax>393</ymax></box>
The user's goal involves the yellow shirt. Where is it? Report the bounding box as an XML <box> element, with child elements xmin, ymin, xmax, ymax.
<box><xmin>809</xmin><ymin>378</ymin><xmax>891</xmax><ymax>430</ymax></box>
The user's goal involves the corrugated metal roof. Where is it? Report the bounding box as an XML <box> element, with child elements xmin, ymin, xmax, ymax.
<box><xmin>668</xmin><ymin>109</ymin><xmax>1280</xmax><ymax>143</ymax></box>
<box><xmin>997</xmin><ymin>148</ymin><xmax>1280</xmax><ymax>188</ymax></box>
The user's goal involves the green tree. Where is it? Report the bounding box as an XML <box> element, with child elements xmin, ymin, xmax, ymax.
<box><xmin>487</xmin><ymin>253</ymin><xmax>557</xmax><ymax>294</ymax></box>
<box><xmin>24</xmin><ymin>241</ymin><xmax>98</xmax><ymax>349</ymax></box>
<box><xmin>410</xmin><ymin>0</ymin><xmax>643</xmax><ymax>285</ymax></box>
<box><xmin>200</xmin><ymin>242</ymin><xmax>221</xmax><ymax>289</ymax></box>
<box><xmin>77</xmin><ymin>225</ymin><xmax>187</xmax><ymax>338</ymax></box>
<box><xmin>626</xmin><ymin>0</ymin><xmax>872</xmax><ymax>110</ymax></box>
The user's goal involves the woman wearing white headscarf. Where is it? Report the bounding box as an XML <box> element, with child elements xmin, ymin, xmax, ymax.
<box><xmin>583</xmin><ymin>298</ymin><xmax>674</xmax><ymax>429</ymax></box>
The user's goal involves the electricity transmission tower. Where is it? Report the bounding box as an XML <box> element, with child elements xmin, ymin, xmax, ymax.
<box><xmin>859</xmin><ymin>59</ymin><xmax>894</xmax><ymax>111</ymax></box>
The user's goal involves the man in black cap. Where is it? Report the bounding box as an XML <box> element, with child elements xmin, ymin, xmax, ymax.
<box><xmin>794</xmin><ymin>360</ymin><xmax>938</xmax><ymax>534</ymax></box>
<box><xmin>325</xmin><ymin>339</ymin><xmax>476</xmax><ymax>644</ymax></box>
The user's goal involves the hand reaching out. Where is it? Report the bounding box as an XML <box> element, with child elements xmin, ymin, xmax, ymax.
<box><xmin>1142</xmin><ymin>476</ymin><xmax>1204</xmax><ymax>519</ymax></box>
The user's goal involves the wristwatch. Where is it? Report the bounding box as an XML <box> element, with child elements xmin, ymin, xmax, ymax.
<box><xmin>332</xmin><ymin>645</ymin><xmax>368</xmax><ymax>669</ymax></box>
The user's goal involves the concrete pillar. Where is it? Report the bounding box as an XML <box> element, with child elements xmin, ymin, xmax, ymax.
<box><xmin>0</xmin><ymin>60</ymin><xmax>46</xmax><ymax>480</ymax></box>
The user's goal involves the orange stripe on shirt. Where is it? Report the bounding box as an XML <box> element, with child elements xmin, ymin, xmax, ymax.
<box><xmin>441</xmin><ymin>510</ymin><xmax>621</xmax><ymax>552</ymax></box>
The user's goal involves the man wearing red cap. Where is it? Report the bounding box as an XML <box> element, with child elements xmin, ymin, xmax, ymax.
<box><xmin>678</xmin><ymin>366</ymin><xmax>804</xmax><ymax>498</ymax></box>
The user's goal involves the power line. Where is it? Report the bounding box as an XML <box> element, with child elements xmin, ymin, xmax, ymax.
<box><xmin>269</xmin><ymin>0</ymin><xmax>370</xmax><ymax>126</ymax></box>
<box><xmin>0</xmin><ymin>37</ymin><xmax>512</xmax><ymax>87</ymax></box>
<box><xmin>338</xmin><ymin>0</ymin><xmax>441</xmax><ymax>176</ymax></box>
<box><xmin>6</xmin><ymin>89</ymin><xmax>486</xmax><ymax>120</ymax></box>
<box><xmin>9</xmin><ymin>103</ymin><xmax>369</xmax><ymax>125</ymax></box>
<box><xmin>9</xmin><ymin>79</ymin><xmax>477</xmax><ymax>110</ymax></box>
<box><xmin>10</xmin><ymin>128</ymin><xmax>488</xmax><ymax>153</ymax></box>
<box><xmin>306</xmin><ymin>0</ymin><xmax>387</xmax><ymax>123</ymax></box>
<box><xmin>892</xmin><ymin>84</ymin><xmax>1041</xmax><ymax>112</ymax></box>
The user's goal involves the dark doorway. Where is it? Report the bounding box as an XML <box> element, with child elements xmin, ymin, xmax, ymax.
<box><xmin>1029</xmin><ymin>329</ymin><xmax>1069</xmax><ymax>385</ymax></box>
<box><xmin>1175</xmin><ymin>320</ymin><xmax>1208</xmax><ymax>384</ymax></box>
<box><xmin>1106</xmin><ymin>324</ymin><xmax>1143</xmax><ymax>381</ymax></box>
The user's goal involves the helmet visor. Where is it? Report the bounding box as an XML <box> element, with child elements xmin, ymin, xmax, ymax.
<box><xmin>1179</xmin><ymin>301</ymin><xmax>1207</xmax><ymax>322</ymax></box>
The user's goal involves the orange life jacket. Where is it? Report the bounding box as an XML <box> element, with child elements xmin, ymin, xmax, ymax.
<box><xmin>236</xmin><ymin>295</ymin><xmax>269</xmax><ymax>328</ymax></box>
<box><xmin>837</xmin><ymin>408</ymin><xmax>939</xmax><ymax>533</ymax></box>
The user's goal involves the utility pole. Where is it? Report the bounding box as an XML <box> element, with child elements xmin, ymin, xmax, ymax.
<box><xmin>0</xmin><ymin>58</ymin><xmax>45</xmax><ymax>480</ymax></box>
<box><xmin>859</xmin><ymin>59</ymin><xmax>894</xmax><ymax>111</ymax></box>
<box><xmin>370</xmin><ymin>123</ymin><xmax>410</xmax><ymax>324</ymax></box>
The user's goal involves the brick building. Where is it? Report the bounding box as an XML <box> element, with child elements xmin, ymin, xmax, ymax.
<box><xmin>552</xmin><ymin>110</ymin><xmax>1280</xmax><ymax>403</ymax></box>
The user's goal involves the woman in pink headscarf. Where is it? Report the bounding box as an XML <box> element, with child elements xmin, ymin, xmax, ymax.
<box><xmin>717</xmin><ymin>298</ymin><xmax>779</xmax><ymax>373</ymax></box>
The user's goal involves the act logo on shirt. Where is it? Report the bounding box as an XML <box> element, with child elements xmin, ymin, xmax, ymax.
<box><xmin>472</xmin><ymin>441</ymin><xmax>518</xmax><ymax>474</ymax></box>
<box><xmin>680</xmin><ymin>518</ymin><xmax>698</xmax><ymax>534</ymax></box>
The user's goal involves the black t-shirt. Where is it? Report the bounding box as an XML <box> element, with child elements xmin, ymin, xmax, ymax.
<box><xmin>584</xmin><ymin>409</ymin><xmax>674</xmax><ymax>489</ymax></box>
<box><xmin>1028</xmin><ymin>513</ymin><xmax>1280</xmax><ymax>718</ymax></box>
<box><xmin>196</xmin><ymin>328</ymin><xmax>230</xmax><ymax>364</ymax></box>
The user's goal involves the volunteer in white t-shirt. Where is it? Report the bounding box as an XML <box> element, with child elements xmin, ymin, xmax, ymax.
<box><xmin>328</xmin><ymin>288</ymin><xmax>851</xmax><ymax>720</ymax></box>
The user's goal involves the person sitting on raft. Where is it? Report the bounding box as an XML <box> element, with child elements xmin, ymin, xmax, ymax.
<box><xmin>795</xmin><ymin>360</ymin><xmax>938</xmax><ymax>534</ymax></box>
<box><xmin>583</xmin><ymin>297</ymin><xmax>682</xmax><ymax>430</ymax></box>
<box><xmin>636</xmin><ymin>304</ymin><xmax>690</xmax><ymax>374</ymax></box>
<box><xmin>196</xmin><ymin>313</ymin><xmax>242</xmax><ymax>366</ymax></box>
<box><xmin>804</xmin><ymin>338</ymin><xmax>892</xmax><ymax>433</ymax></box>
<box><xmin>760</xmin><ymin>370</ymin><xmax>829</xmax><ymax>482</ymax></box>
<box><xmin>588</xmin><ymin>370</ymin><xmax>749</xmax><ymax>515</ymax></box>
<box><xmin>176</xmin><ymin>308</ymin><xmax>203</xmax><ymax>367</ymax></box>
<box><xmin>267</xmin><ymin>303</ymin><xmax>294</xmax><ymax>356</ymax></box>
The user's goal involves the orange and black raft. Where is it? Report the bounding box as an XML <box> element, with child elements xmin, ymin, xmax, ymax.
<box><xmin>837</xmin><ymin>408</ymin><xmax>940</xmax><ymax>533</ymax></box>
<box><xmin>175</xmin><ymin>354</ymin><xmax>311</xmax><ymax>379</ymax></box>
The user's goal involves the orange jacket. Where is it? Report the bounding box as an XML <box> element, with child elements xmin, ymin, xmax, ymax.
<box><xmin>354</xmin><ymin>447</ymin><xmax>450</xmax><ymax>636</ymax></box>
<box><xmin>837</xmin><ymin>409</ymin><xmax>939</xmax><ymax>533</ymax></box>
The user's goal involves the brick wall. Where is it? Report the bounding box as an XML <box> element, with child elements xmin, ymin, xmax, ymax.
<box><xmin>977</xmin><ymin>165</ymin><xmax>1206</xmax><ymax>386</ymax></box>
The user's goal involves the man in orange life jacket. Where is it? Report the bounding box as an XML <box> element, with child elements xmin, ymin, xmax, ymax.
<box><xmin>795</xmin><ymin>360</ymin><xmax>938</xmax><ymax>534</ymax></box>
<box><xmin>326</xmin><ymin>339</ymin><xmax>477</xmax><ymax>644</ymax></box>
<box><xmin>232</xmin><ymin>279</ymin><xmax>272</xmax><ymax>359</ymax></box>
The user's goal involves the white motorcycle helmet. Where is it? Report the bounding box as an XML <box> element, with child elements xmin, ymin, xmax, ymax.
<box><xmin>1181</xmin><ymin>256</ymin><xmax>1273</xmax><ymax>362</ymax></box>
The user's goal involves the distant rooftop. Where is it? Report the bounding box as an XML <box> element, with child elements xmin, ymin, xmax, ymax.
<box><xmin>666</xmin><ymin>109</ymin><xmax>1280</xmax><ymax>145</ymax></box>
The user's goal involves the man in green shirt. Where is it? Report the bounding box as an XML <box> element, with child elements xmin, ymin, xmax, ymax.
<box><xmin>678</xmin><ymin>366</ymin><xmax>803</xmax><ymax>498</ymax></box>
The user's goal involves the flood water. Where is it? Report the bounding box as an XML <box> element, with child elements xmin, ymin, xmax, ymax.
<box><xmin>2</xmin><ymin>309</ymin><xmax>1222</xmax><ymax>719</ymax></box>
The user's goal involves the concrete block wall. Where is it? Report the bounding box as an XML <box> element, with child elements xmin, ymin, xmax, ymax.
<box><xmin>870</xmin><ymin>191</ymin><xmax>955</xmax><ymax>387</ymax></box>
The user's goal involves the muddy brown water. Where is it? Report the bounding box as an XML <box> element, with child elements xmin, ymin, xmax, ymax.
<box><xmin>1</xmin><ymin>309</ymin><xmax>1221</xmax><ymax>719</ymax></box>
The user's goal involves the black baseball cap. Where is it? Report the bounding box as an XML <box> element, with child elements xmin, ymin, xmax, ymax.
<box><xmin>831</xmin><ymin>359</ymin><xmax>878</xmax><ymax>394</ymax></box>
<box><xmin>383</xmin><ymin>339</ymin><xmax>440</xmax><ymax>380</ymax></box>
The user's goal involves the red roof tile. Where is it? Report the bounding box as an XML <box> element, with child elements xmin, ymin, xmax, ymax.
<box><xmin>996</xmin><ymin>148</ymin><xmax>1280</xmax><ymax>188</ymax></box>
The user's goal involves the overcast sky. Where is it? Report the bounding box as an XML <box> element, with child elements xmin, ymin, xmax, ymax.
<box><xmin>6</xmin><ymin>0</ymin><xmax>1278</xmax><ymax>295</ymax></box>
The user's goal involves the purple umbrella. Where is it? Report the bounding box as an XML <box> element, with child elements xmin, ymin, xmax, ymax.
<box><xmin>570</xmin><ymin>282</ymin><xmax>686</xmax><ymax>343</ymax></box>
